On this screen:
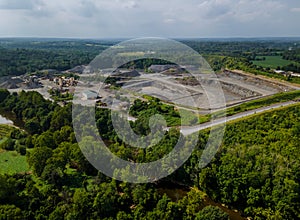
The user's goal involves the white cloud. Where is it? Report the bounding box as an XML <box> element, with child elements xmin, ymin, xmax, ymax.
<box><xmin>197</xmin><ymin>0</ymin><xmax>231</xmax><ymax>19</ymax></box>
<box><xmin>0</xmin><ymin>0</ymin><xmax>299</xmax><ymax>37</ymax></box>
<box><xmin>291</xmin><ymin>7</ymin><xmax>300</xmax><ymax>12</ymax></box>
<box><xmin>123</xmin><ymin>1</ymin><xmax>139</xmax><ymax>9</ymax></box>
<box><xmin>232</xmin><ymin>0</ymin><xmax>284</xmax><ymax>21</ymax></box>
<box><xmin>0</xmin><ymin>0</ymin><xmax>41</xmax><ymax>10</ymax></box>
<box><xmin>164</xmin><ymin>18</ymin><xmax>176</xmax><ymax>24</ymax></box>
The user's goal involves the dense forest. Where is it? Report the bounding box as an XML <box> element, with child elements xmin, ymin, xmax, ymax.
<box><xmin>0</xmin><ymin>39</ymin><xmax>117</xmax><ymax>76</ymax></box>
<box><xmin>198</xmin><ymin>105</ymin><xmax>300</xmax><ymax>219</ymax></box>
<box><xmin>0</xmin><ymin>89</ymin><xmax>299</xmax><ymax>219</ymax></box>
<box><xmin>0</xmin><ymin>47</ymin><xmax>98</xmax><ymax>76</ymax></box>
<box><xmin>1</xmin><ymin>38</ymin><xmax>300</xmax><ymax>80</ymax></box>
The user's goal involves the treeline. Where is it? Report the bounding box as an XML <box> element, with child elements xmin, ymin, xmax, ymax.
<box><xmin>283</xmin><ymin>49</ymin><xmax>300</xmax><ymax>63</ymax></box>
<box><xmin>181</xmin><ymin>40</ymin><xmax>290</xmax><ymax>57</ymax></box>
<box><xmin>120</xmin><ymin>58</ymin><xmax>174</xmax><ymax>70</ymax></box>
<box><xmin>281</xmin><ymin>63</ymin><xmax>300</xmax><ymax>73</ymax></box>
<box><xmin>0</xmin><ymin>47</ymin><xmax>98</xmax><ymax>76</ymax></box>
<box><xmin>0</xmin><ymin>39</ymin><xmax>113</xmax><ymax>51</ymax></box>
<box><xmin>1</xmin><ymin>38</ymin><xmax>300</xmax><ymax>81</ymax></box>
<box><xmin>0</xmin><ymin>39</ymin><xmax>112</xmax><ymax>76</ymax></box>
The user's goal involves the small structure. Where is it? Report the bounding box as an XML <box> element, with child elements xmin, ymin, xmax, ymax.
<box><xmin>291</xmin><ymin>72</ymin><xmax>300</xmax><ymax>78</ymax></box>
<box><xmin>274</xmin><ymin>70</ymin><xmax>286</xmax><ymax>74</ymax></box>
<box><xmin>82</xmin><ymin>90</ymin><xmax>98</xmax><ymax>100</ymax></box>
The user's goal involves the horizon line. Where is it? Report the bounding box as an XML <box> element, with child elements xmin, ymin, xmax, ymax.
<box><xmin>1</xmin><ymin>36</ymin><xmax>300</xmax><ymax>41</ymax></box>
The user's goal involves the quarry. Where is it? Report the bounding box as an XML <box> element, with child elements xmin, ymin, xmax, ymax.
<box><xmin>2</xmin><ymin>67</ymin><xmax>297</xmax><ymax>112</ymax></box>
<box><xmin>105</xmin><ymin>68</ymin><xmax>295</xmax><ymax>111</ymax></box>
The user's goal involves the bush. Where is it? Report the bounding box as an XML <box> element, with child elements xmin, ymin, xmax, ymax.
<box><xmin>0</xmin><ymin>89</ymin><xmax>10</xmax><ymax>103</ymax></box>
<box><xmin>0</xmin><ymin>205</ymin><xmax>23</xmax><ymax>219</ymax></box>
<box><xmin>0</xmin><ymin>138</ymin><xmax>15</xmax><ymax>151</ymax></box>
<box><xmin>16</xmin><ymin>145</ymin><xmax>26</xmax><ymax>156</ymax></box>
<box><xmin>196</xmin><ymin>206</ymin><xmax>229</xmax><ymax>220</ymax></box>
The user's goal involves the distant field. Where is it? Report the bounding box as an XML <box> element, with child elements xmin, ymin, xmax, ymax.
<box><xmin>0</xmin><ymin>151</ymin><xmax>29</xmax><ymax>175</ymax></box>
<box><xmin>253</xmin><ymin>56</ymin><xmax>294</xmax><ymax>68</ymax></box>
<box><xmin>118</xmin><ymin>52</ymin><xmax>145</xmax><ymax>57</ymax></box>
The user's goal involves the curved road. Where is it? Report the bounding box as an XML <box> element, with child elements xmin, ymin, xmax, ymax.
<box><xmin>180</xmin><ymin>101</ymin><xmax>298</xmax><ymax>136</ymax></box>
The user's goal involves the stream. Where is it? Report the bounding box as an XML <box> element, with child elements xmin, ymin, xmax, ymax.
<box><xmin>0</xmin><ymin>115</ymin><xmax>13</xmax><ymax>125</ymax></box>
<box><xmin>0</xmin><ymin>110</ymin><xmax>24</xmax><ymax>128</ymax></box>
<box><xmin>157</xmin><ymin>182</ymin><xmax>246</xmax><ymax>220</ymax></box>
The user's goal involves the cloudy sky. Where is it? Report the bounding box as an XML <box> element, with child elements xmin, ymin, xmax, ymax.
<box><xmin>0</xmin><ymin>0</ymin><xmax>299</xmax><ymax>38</ymax></box>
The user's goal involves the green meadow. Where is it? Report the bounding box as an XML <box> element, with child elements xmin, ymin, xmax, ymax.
<box><xmin>0</xmin><ymin>150</ymin><xmax>29</xmax><ymax>175</ymax></box>
<box><xmin>0</xmin><ymin>125</ymin><xmax>15</xmax><ymax>138</ymax></box>
<box><xmin>253</xmin><ymin>56</ymin><xmax>294</xmax><ymax>68</ymax></box>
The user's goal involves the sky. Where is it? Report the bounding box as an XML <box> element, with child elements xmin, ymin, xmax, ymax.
<box><xmin>0</xmin><ymin>0</ymin><xmax>300</xmax><ymax>38</ymax></box>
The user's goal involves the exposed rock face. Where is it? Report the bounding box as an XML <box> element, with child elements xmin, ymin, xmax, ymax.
<box><xmin>0</xmin><ymin>77</ymin><xmax>22</xmax><ymax>89</ymax></box>
<box><xmin>67</xmin><ymin>65</ymin><xmax>86</xmax><ymax>74</ymax></box>
<box><xmin>176</xmin><ymin>77</ymin><xmax>200</xmax><ymax>86</ymax></box>
<box><xmin>0</xmin><ymin>76</ymin><xmax>43</xmax><ymax>90</ymax></box>
<box><xmin>114</xmin><ymin>70</ymin><xmax>141</xmax><ymax>78</ymax></box>
<box><xmin>199</xmin><ymin>78</ymin><xmax>261</xmax><ymax>99</ymax></box>
<box><xmin>221</xmin><ymin>70</ymin><xmax>292</xmax><ymax>92</ymax></box>
<box><xmin>0</xmin><ymin>81</ymin><xmax>19</xmax><ymax>89</ymax></box>
<box><xmin>149</xmin><ymin>65</ymin><xmax>179</xmax><ymax>73</ymax></box>
<box><xmin>220</xmin><ymin>81</ymin><xmax>261</xmax><ymax>99</ymax></box>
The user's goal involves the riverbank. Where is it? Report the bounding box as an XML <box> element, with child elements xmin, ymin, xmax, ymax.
<box><xmin>156</xmin><ymin>181</ymin><xmax>246</xmax><ymax>220</ymax></box>
<box><xmin>0</xmin><ymin>110</ymin><xmax>24</xmax><ymax>129</ymax></box>
<box><xmin>0</xmin><ymin>115</ymin><xmax>13</xmax><ymax>125</ymax></box>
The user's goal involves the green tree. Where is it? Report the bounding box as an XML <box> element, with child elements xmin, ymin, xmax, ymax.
<box><xmin>0</xmin><ymin>137</ymin><xmax>15</xmax><ymax>151</ymax></box>
<box><xmin>27</xmin><ymin>147</ymin><xmax>53</xmax><ymax>176</ymax></box>
<box><xmin>179</xmin><ymin>188</ymin><xmax>205</xmax><ymax>219</ymax></box>
<box><xmin>0</xmin><ymin>175</ymin><xmax>18</xmax><ymax>204</ymax></box>
<box><xmin>0</xmin><ymin>205</ymin><xmax>23</xmax><ymax>220</ymax></box>
<box><xmin>35</xmin><ymin>131</ymin><xmax>56</xmax><ymax>149</ymax></box>
<box><xmin>93</xmin><ymin>182</ymin><xmax>119</xmax><ymax>218</ymax></box>
<box><xmin>67</xmin><ymin>189</ymin><xmax>92</xmax><ymax>219</ymax></box>
<box><xmin>195</xmin><ymin>206</ymin><xmax>229</xmax><ymax>220</ymax></box>
<box><xmin>0</xmin><ymin>89</ymin><xmax>10</xmax><ymax>103</ymax></box>
<box><xmin>24</xmin><ymin>117</ymin><xmax>40</xmax><ymax>134</ymax></box>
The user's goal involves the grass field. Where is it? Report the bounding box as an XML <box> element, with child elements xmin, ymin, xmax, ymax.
<box><xmin>253</xmin><ymin>56</ymin><xmax>294</xmax><ymax>68</ymax></box>
<box><xmin>0</xmin><ymin>125</ymin><xmax>14</xmax><ymax>139</ymax></box>
<box><xmin>0</xmin><ymin>150</ymin><xmax>29</xmax><ymax>175</ymax></box>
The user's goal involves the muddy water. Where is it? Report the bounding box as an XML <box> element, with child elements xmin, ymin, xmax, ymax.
<box><xmin>203</xmin><ymin>197</ymin><xmax>246</xmax><ymax>220</ymax></box>
<box><xmin>0</xmin><ymin>114</ymin><xmax>13</xmax><ymax>124</ymax></box>
<box><xmin>0</xmin><ymin>110</ymin><xmax>24</xmax><ymax>128</ymax></box>
<box><xmin>157</xmin><ymin>183</ymin><xmax>246</xmax><ymax>220</ymax></box>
